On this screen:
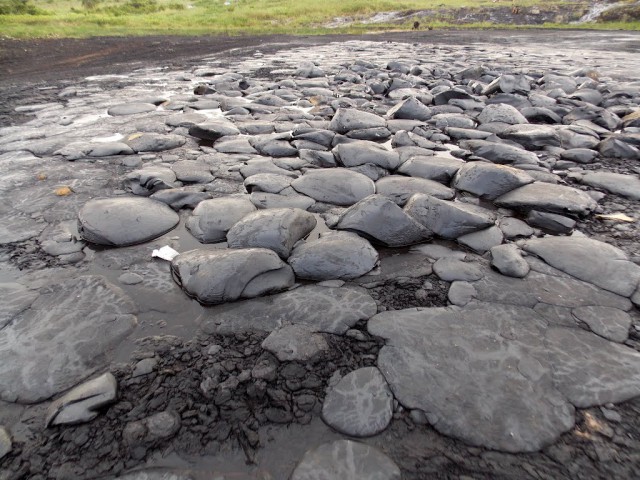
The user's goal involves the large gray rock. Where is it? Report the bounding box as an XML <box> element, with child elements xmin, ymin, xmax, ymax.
<box><xmin>46</xmin><ymin>372</ymin><xmax>117</xmax><ymax>427</ymax></box>
<box><xmin>457</xmin><ymin>225</ymin><xmax>504</xmax><ymax>253</ymax></box>
<box><xmin>188</xmin><ymin>120</ymin><xmax>240</xmax><ymax>141</ymax></box>
<box><xmin>386</xmin><ymin>96</ymin><xmax>432</xmax><ymax>121</ymax></box>
<box><xmin>572</xmin><ymin>171</ymin><xmax>640</xmax><ymax>201</ymax></box>
<box><xmin>291</xmin><ymin>440</ymin><xmax>401</xmax><ymax>480</ymax></box>
<box><xmin>490</xmin><ymin>244</ymin><xmax>530</xmax><ymax>278</ymax></box>
<box><xmin>125</xmin><ymin>133</ymin><xmax>186</xmax><ymax>153</ymax></box>
<box><xmin>288</xmin><ymin>231</ymin><xmax>378</xmax><ymax>280</ymax></box>
<box><xmin>226</xmin><ymin>208</ymin><xmax>317</xmax><ymax>259</ymax></box>
<box><xmin>404</xmin><ymin>194</ymin><xmax>496</xmax><ymax>239</ymax></box>
<box><xmin>322</xmin><ymin>367</ymin><xmax>393</xmax><ymax>437</ymax></box>
<box><xmin>0</xmin><ymin>283</ymin><xmax>39</xmax><ymax>329</ymax></box>
<box><xmin>0</xmin><ymin>276</ymin><xmax>137</xmax><ymax>403</ymax></box>
<box><xmin>545</xmin><ymin>327</ymin><xmax>640</xmax><ymax>408</ymax></box>
<box><xmin>375</xmin><ymin>175</ymin><xmax>455</xmax><ymax>205</ymax></box>
<box><xmin>396</xmin><ymin>155</ymin><xmax>464</xmax><ymax>183</ymax></box>
<box><xmin>433</xmin><ymin>257</ymin><xmax>484</xmax><ymax>282</ymax></box>
<box><xmin>201</xmin><ymin>285</ymin><xmax>377</xmax><ymax>335</ymax></box>
<box><xmin>186</xmin><ymin>197</ymin><xmax>256</xmax><ymax>243</ymax></box>
<box><xmin>171</xmin><ymin>248</ymin><xmax>294</xmax><ymax>305</ymax></box>
<box><xmin>572</xmin><ymin>306</ymin><xmax>632</xmax><ymax>343</ymax></box>
<box><xmin>477</xmin><ymin>103</ymin><xmax>528</xmax><ymax>125</ymax></box>
<box><xmin>329</xmin><ymin>108</ymin><xmax>386</xmax><ymax>133</ymax></box>
<box><xmin>520</xmin><ymin>237</ymin><xmax>640</xmax><ymax>297</ymax></box>
<box><xmin>459</xmin><ymin>140</ymin><xmax>539</xmax><ymax>165</ymax></box>
<box><xmin>243</xmin><ymin>173</ymin><xmax>293</xmax><ymax>194</ymax></box>
<box><xmin>78</xmin><ymin>197</ymin><xmax>179</xmax><ymax>247</ymax></box>
<box><xmin>108</xmin><ymin>103</ymin><xmax>156</xmax><ymax>116</ymax></box>
<box><xmin>334</xmin><ymin>141</ymin><xmax>400</xmax><ymax>170</ymax></box>
<box><xmin>336</xmin><ymin>194</ymin><xmax>432</xmax><ymax>247</ymax></box>
<box><xmin>369</xmin><ymin>304</ymin><xmax>575</xmax><ymax>452</ymax></box>
<box><xmin>452</xmin><ymin>162</ymin><xmax>534</xmax><ymax>200</ymax></box>
<box><xmin>495</xmin><ymin>182</ymin><xmax>598</xmax><ymax>216</ymax></box>
<box><xmin>291</xmin><ymin>168</ymin><xmax>375</xmax><ymax>206</ymax></box>
<box><xmin>499</xmin><ymin>124</ymin><xmax>561</xmax><ymax>150</ymax></box>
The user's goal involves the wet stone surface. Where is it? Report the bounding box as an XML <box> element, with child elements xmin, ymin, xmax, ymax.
<box><xmin>1</xmin><ymin>32</ymin><xmax>640</xmax><ymax>480</ymax></box>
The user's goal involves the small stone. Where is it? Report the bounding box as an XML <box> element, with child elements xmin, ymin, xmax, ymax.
<box><xmin>132</xmin><ymin>358</ymin><xmax>157</xmax><ymax>377</ymax></box>
<box><xmin>118</xmin><ymin>272</ymin><xmax>144</xmax><ymax>285</ymax></box>
<box><xmin>0</xmin><ymin>426</ymin><xmax>12</xmax><ymax>460</ymax></box>
<box><xmin>490</xmin><ymin>244</ymin><xmax>530</xmax><ymax>278</ymax></box>
<box><xmin>262</xmin><ymin>324</ymin><xmax>329</xmax><ymax>362</ymax></box>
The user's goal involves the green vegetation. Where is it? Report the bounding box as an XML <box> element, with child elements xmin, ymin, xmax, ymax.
<box><xmin>0</xmin><ymin>0</ymin><xmax>638</xmax><ymax>39</ymax></box>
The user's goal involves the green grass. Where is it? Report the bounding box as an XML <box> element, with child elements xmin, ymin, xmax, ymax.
<box><xmin>0</xmin><ymin>0</ymin><xmax>638</xmax><ymax>39</ymax></box>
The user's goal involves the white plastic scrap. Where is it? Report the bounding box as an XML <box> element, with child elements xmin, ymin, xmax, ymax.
<box><xmin>152</xmin><ymin>246</ymin><xmax>180</xmax><ymax>261</ymax></box>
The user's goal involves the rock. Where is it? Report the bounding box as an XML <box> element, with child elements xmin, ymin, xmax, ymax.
<box><xmin>573</xmin><ymin>171</ymin><xmax>640</xmax><ymax>201</ymax></box>
<box><xmin>125</xmin><ymin>133</ymin><xmax>186</xmax><ymax>153</ymax></box>
<box><xmin>433</xmin><ymin>257</ymin><xmax>484</xmax><ymax>282</ymax></box>
<box><xmin>171</xmin><ymin>248</ymin><xmax>294</xmax><ymax>304</ymax></box>
<box><xmin>201</xmin><ymin>285</ymin><xmax>377</xmax><ymax>335</ymax></box>
<box><xmin>369</xmin><ymin>303</ymin><xmax>576</xmax><ymax>452</ymax></box>
<box><xmin>572</xmin><ymin>306</ymin><xmax>632</xmax><ymax>343</ymax></box>
<box><xmin>188</xmin><ymin>120</ymin><xmax>240</xmax><ymax>141</ymax></box>
<box><xmin>186</xmin><ymin>196</ymin><xmax>256</xmax><ymax>243</ymax></box>
<box><xmin>288</xmin><ymin>231</ymin><xmax>378</xmax><ymax>280</ymax></box>
<box><xmin>545</xmin><ymin>327</ymin><xmax>640</xmax><ymax>408</ymax></box>
<box><xmin>123</xmin><ymin>411</ymin><xmax>181</xmax><ymax>446</ymax></box>
<box><xmin>150</xmin><ymin>187</ymin><xmax>212</xmax><ymax>210</ymax></box>
<box><xmin>119</xmin><ymin>272</ymin><xmax>144</xmax><ymax>285</ymax></box>
<box><xmin>376</xmin><ymin>175</ymin><xmax>455</xmax><ymax>205</ymax></box>
<box><xmin>356</xmin><ymin>251</ymin><xmax>433</xmax><ymax>284</ymax></box>
<box><xmin>227</xmin><ymin>208</ymin><xmax>317</xmax><ymax>259</ymax></box>
<box><xmin>500</xmin><ymin>124</ymin><xmax>561</xmax><ymax>150</ymax></box>
<box><xmin>165</xmin><ymin>112</ymin><xmax>207</xmax><ymax>128</ymax></box>
<box><xmin>322</xmin><ymin>367</ymin><xmax>393</xmax><ymax>437</ymax></box>
<box><xmin>171</xmin><ymin>160</ymin><xmax>214</xmax><ymax>183</ymax></box>
<box><xmin>495</xmin><ymin>182</ymin><xmax>598</xmax><ymax>217</ymax></box>
<box><xmin>459</xmin><ymin>140</ymin><xmax>539</xmax><ymax>165</ymax></box>
<box><xmin>453</xmin><ymin>162</ymin><xmax>534</xmax><ymax>200</ymax></box>
<box><xmin>46</xmin><ymin>373</ymin><xmax>117</xmax><ymax>427</ymax></box>
<box><xmin>447</xmin><ymin>281</ymin><xmax>477</xmax><ymax>306</ymax></box>
<box><xmin>132</xmin><ymin>358</ymin><xmax>157</xmax><ymax>377</ymax></box>
<box><xmin>521</xmin><ymin>237</ymin><xmax>640</xmax><ymax>298</ymax></box>
<box><xmin>0</xmin><ymin>282</ymin><xmax>39</xmax><ymax>329</ymax></box>
<box><xmin>0</xmin><ymin>275</ymin><xmax>137</xmax><ymax>403</ymax></box>
<box><xmin>78</xmin><ymin>197</ymin><xmax>179</xmax><ymax>247</ymax></box>
<box><xmin>244</xmin><ymin>173</ymin><xmax>293</xmax><ymax>194</ymax></box>
<box><xmin>126</xmin><ymin>167</ymin><xmax>177</xmax><ymax>196</ymax></box>
<box><xmin>525</xmin><ymin>210</ymin><xmax>576</xmax><ymax>234</ymax></box>
<box><xmin>457</xmin><ymin>225</ymin><xmax>504</xmax><ymax>253</ymax></box>
<box><xmin>477</xmin><ymin>104</ymin><xmax>528</xmax><ymax>125</ymax></box>
<box><xmin>386</xmin><ymin>96</ymin><xmax>432</xmax><ymax>121</ymax></box>
<box><xmin>598</xmin><ymin>137</ymin><xmax>640</xmax><ymax>159</ymax></box>
<box><xmin>490</xmin><ymin>244</ymin><xmax>530</xmax><ymax>278</ymax></box>
<box><xmin>498</xmin><ymin>217</ymin><xmax>534</xmax><ymax>239</ymax></box>
<box><xmin>250</xmin><ymin>191</ymin><xmax>316</xmax><ymax>210</ymax></box>
<box><xmin>0</xmin><ymin>427</ymin><xmax>11</xmax><ymax>460</ymax></box>
<box><xmin>115</xmin><ymin>471</ymin><xmax>192</xmax><ymax>480</ymax></box>
<box><xmin>291</xmin><ymin>168</ymin><xmax>375</xmax><ymax>206</ymax></box>
<box><xmin>262</xmin><ymin>324</ymin><xmax>329</xmax><ymax>361</ymax></box>
<box><xmin>334</xmin><ymin>141</ymin><xmax>400</xmax><ymax>170</ymax></box>
<box><xmin>335</xmin><ymin>194</ymin><xmax>431</xmax><ymax>247</ymax></box>
<box><xmin>108</xmin><ymin>103</ymin><xmax>156</xmax><ymax>116</ymax></box>
<box><xmin>396</xmin><ymin>155</ymin><xmax>464</xmax><ymax>182</ymax></box>
<box><xmin>291</xmin><ymin>439</ymin><xmax>401</xmax><ymax>480</ymax></box>
<box><xmin>329</xmin><ymin>108</ymin><xmax>386</xmax><ymax>133</ymax></box>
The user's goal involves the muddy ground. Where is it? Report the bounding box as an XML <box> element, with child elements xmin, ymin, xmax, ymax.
<box><xmin>1</xmin><ymin>30</ymin><xmax>640</xmax><ymax>480</ymax></box>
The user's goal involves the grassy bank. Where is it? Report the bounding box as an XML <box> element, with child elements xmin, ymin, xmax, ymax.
<box><xmin>0</xmin><ymin>0</ymin><xmax>638</xmax><ymax>38</ymax></box>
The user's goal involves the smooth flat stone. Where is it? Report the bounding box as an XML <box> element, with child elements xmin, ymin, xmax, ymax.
<box><xmin>495</xmin><ymin>182</ymin><xmax>598</xmax><ymax>217</ymax></box>
<box><xmin>572</xmin><ymin>306</ymin><xmax>632</xmax><ymax>343</ymax></box>
<box><xmin>0</xmin><ymin>283</ymin><xmax>39</xmax><ymax>329</ymax></box>
<box><xmin>78</xmin><ymin>197</ymin><xmax>179</xmax><ymax>247</ymax></box>
<box><xmin>322</xmin><ymin>367</ymin><xmax>393</xmax><ymax>437</ymax></box>
<box><xmin>375</xmin><ymin>175</ymin><xmax>455</xmax><ymax>205</ymax></box>
<box><xmin>291</xmin><ymin>168</ymin><xmax>375</xmax><ymax>206</ymax></box>
<box><xmin>201</xmin><ymin>285</ymin><xmax>377</xmax><ymax>335</ymax></box>
<box><xmin>452</xmin><ymin>162</ymin><xmax>534</xmax><ymax>200</ymax></box>
<box><xmin>262</xmin><ymin>324</ymin><xmax>329</xmax><ymax>362</ymax></box>
<box><xmin>186</xmin><ymin>197</ymin><xmax>256</xmax><ymax>243</ymax></box>
<box><xmin>0</xmin><ymin>275</ymin><xmax>137</xmax><ymax>403</ymax></box>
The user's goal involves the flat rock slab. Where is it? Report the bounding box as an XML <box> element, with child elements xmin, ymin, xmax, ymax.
<box><xmin>521</xmin><ymin>236</ymin><xmax>640</xmax><ymax>297</ymax></box>
<box><xmin>0</xmin><ymin>275</ymin><xmax>137</xmax><ymax>403</ymax></box>
<box><xmin>78</xmin><ymin>197</ymin><xmax>179</xmax><ymax>247</ymax></box>
<box><xmin>495</xmin><ymin>182</ymin><xmax>598</xmax><ymax>217</ymax></box>
<box><xmin>573</xmin><ymin>171</ymin><xmax>640</xmax><ymax>201</ymax></box>
<box><xmin>572</xmin><ymin>306</ymin><xmax>632</xmax><ymax>343</ymax></box>
<box><xmin>452</xmin><ymin>162</ymin><xmax>534</xmax><ymax>200</ymax></box>
<box><xmin>0</xmin><ymin>283</ymin><xmax>39</xmax><ymax>329</ymax></box>
<box><xmin>201</xmin><ymin>285</ymin><xmax>377</xmax><ymax>335</ymax></box>
<box><xmin>170</xmin><ymin>248</ymin><xmax>294</xmax><ymax>305</ymax></box>
<box><xmin>369</xmin><ymin>304</ymin><xmax>576</xmax><ymax>452</ymax></box>
<box><xmin>291</xmin><ymin>439</ymin><xmax>401</xmax><ymax>480</ymax></box>
<box><xmin>322</xmin><ymin>367</ymin><xmax>393</xmax><ymax>437</ymax></box>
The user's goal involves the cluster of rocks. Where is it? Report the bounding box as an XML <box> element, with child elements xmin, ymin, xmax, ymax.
<box><xmin>1</xmin><ymin>38</ymin><xmax>640</xmax><ymax>479</ymax></box>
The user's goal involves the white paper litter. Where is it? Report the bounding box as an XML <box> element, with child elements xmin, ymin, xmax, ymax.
<box><xmin>152</xmin><ymin>246</ymin><xmax>180</xmax><ymax>261</ymax></box>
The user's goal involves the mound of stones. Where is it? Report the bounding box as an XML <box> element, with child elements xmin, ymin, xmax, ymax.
<box><xmin>2</xmin><ymin>38</ymin><xmax>640</xmax><ymax>477</ymax></box>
